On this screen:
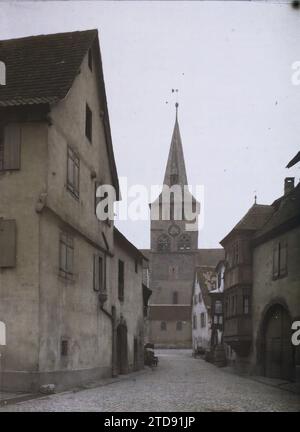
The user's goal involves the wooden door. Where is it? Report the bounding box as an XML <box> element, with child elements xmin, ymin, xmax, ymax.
<box><xmin>265</xmin><ymin>305</ymin><xmax>293</xmax><ymax>380</ymax></box>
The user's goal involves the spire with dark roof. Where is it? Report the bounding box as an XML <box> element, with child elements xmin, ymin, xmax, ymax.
<box><xmin>163</xmin><ymin>103</ymin><xmax>188</xmax><ymax>187</ymax></box>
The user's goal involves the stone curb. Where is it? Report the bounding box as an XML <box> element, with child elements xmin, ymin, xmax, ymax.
<box><xmin>0</xmin><ymin>367</ymin><xmax>152</xmax><ymax>408</ymax></box>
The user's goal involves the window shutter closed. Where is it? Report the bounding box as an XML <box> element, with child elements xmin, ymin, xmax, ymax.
<box><xmin>4</xmin><ymin>124</ymin><xmax>21</xmax><ymax>170</ymax></box>
<box><xmin>0</xmin><ymin>219</ymin><xmax>17</xmax><ymax>267</ymax></box>
<box><xmin>273</xmin><ymin>243</ymin><xmax>279</xmax><ymax>278</ymax></box>
<box><xmin>93</xmin><ymin>254</ymin><xmax>100</xmax><ymax>291</ymax></box>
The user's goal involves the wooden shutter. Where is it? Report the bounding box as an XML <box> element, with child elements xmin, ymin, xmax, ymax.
<box><xmin>273</xmin><ymin>243</ymin><xmax>279</xmax><ymax>278</ymax></box>
<box><xmin>4</xmin><ymin>124</ymin><xmax>21</xmax><ymax>170</ymax></box>
<box><xmin>279</xmin><ymin>241</ymin><xmax>287</xmax><ymax>276</ymax></box>
<box><xmin>0</xmin><ymin>219</ymin><xmax>16</xmax><ymax>267</ymax></box>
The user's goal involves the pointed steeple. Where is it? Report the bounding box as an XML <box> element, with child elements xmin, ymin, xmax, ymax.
<box><xmin>163</xmin><ymin>103</ymin><xmax>188</xmax><ymax>187</ymax></box>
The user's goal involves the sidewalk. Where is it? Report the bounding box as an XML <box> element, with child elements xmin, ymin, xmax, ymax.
<box><xmin>0</xmin><ymin>391</ymin><xmax>42</xmax><ymax>407</ymax></box>
<box><xmin>221</xmin><ymin>364</ymin><xmax>300</xmax><ymax>395</ymax></box>
<box><xmin>0</xmin><ymin>367</ymin><xmax>150</xmax><ymax>407</ymax></box>
<box><xmin>250</xmin><ymin>376</ymin><xmax>300</xmax><ymax>395</ymax></box>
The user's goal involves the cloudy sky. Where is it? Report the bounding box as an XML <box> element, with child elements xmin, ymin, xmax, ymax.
<box><xmin>1</xmin><ymin>1</ymin><xmax>299</xmax><ymax>249</ymax></box>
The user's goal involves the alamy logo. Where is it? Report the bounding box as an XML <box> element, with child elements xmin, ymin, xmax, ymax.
<box><xmin>291</xmin><ymin>321</ymin><xmax>300</xmax><ymax>346</ymax></box>
<box><xmin>95</xmin><ymin>179</ymin><xmax>204</xmax><ymax>232</ymax></box>
<box><xmin>0</xmin><ymin>61</ymin><xmax>6</xmax><ymax>86</ymax></box>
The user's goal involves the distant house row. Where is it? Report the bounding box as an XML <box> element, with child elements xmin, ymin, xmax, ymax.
<box><xmin>192</xmin><ymin>175</ymin><xmax>300</xmax><ymax>382</ymax></box>
<box><xmin>0</xmin><ymin>30</ymin><xmax>150</xmax><ymax>392</ymax></box>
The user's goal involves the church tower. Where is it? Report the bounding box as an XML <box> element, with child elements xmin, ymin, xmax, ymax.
<box><xmin>148</xmin><ymin>104</ymin><xmax>199</xmax><ymax>348</ymax></box>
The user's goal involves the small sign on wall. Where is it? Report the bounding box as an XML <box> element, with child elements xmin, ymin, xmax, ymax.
<box><xmin>0</xmin><ymin>321</ymin><xmax>6</xmax><ymax>346</ymax></box>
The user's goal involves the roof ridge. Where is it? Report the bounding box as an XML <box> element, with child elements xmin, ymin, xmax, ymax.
<box><xmin>0</xmin><ymin>29</ymin><xmax>98</xmax><ymax>43</ymax></box>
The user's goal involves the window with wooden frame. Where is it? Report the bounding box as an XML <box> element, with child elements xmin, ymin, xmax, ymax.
<box><xmin>273</xmin><ymin>241</ymin><xmax>288</xmax><ymax>279</ymax></box>
<box><xmin>85</xmin><ymin>103</ymin><xmax>92</xmax><ymax>142</ymax></box>
<box><xmin>59</xmin><ymin>232</ymin><xmax>74</xmax><ymax>278</ymax></box>
<box><xmin>93</xmin><ymin>254</ymin><xmax>104</xmax><ymax>292</ymax></box>
<box><xmin>231</xmin><ymin>295</ymin><xmax>236</xmax><ymax>316</ymax></box>
<box><xmin>67</xmin><ymin>147</ymin><xmax>80</xmax><ymax>199</ymax></box>
<box><xmin>118</xmin><ymin>259</ymin><xmax>125</xmax><ymax>301</ymax></box>
<box><xmin>161</xmin><ymin>321</ymin><xmax>167</xmax><ymax>331</ymax></box>
<box><xmin>215</xmin><ymin>300</ymin><xmax>222</xmax><ymax>314</ymax></box>
<box><xmin>0</xmin><ymin>124</ymin><xmax>21</xmax><ymax>171</ymax></box>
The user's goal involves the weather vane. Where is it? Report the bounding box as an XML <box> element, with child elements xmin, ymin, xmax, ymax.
<box><xmin>166</xmin><ymin>88</ymin><xmax>179</xmax><ymax>107</ymax></box>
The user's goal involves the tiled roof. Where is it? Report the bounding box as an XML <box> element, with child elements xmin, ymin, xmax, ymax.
<box><xmin>0</xmin><ymin>30</ymin><xmax>97</xmax><ymax>106</ymax></box>
<box><xmin>197</xmin><ymin>248</ymin><xmax>225</xmax><ymax>267</ymax></box>
<box><xmin>114</xmin><ymin>227</ymin><xmax>148</xmax><ymax>261</ymax></box>
<box><xmin>139</xmin><ymin>249</ymin><xmax>150</xmax><ymax>262</ymax></box>
<box><xmin>220</xmin><ymin>204</ymin><xmax>274</xmax><ymax>245</ymax></box>
<box><xmin>254</xmin><ymin>182</ymin><xmax>300</xmax><ymax>243</ymax></box>
<box><xmin>0</xmin><ymin>30</ymin><xmax>120</xmax><ymax>200</ymax></box>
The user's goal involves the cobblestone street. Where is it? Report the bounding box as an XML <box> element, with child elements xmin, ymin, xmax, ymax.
<box><xmin>1</xmin><ymin>350</ymin><xmax>299</xmax><ymax>412</ymax></box>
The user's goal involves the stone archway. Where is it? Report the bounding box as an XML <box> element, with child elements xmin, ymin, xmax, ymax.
<box><xmin>116</xmin><ymin>321</ymin><xmax>128</xmax><ymax>375</ymax></box>
<box><xmin>258</xmin><ymin>301</ymin><xmax>294</xmax><ymax>381</ymax></box>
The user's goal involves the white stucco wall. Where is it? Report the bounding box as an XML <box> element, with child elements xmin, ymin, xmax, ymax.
<box><xmin>192</xmin><ymin>277</ymin><xmax>211</xmax><ymax>351</ymax></box>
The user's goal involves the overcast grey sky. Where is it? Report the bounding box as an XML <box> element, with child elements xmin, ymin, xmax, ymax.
<box><xmin>1</xmin><ymin>1</ymin><xmax>300</xmax><ymax>249</ymax></box>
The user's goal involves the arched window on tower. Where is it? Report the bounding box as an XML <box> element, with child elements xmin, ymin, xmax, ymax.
<box><xmin>178</xmin><ymin>233</ymin><xmax>191</xmax><ymax>251</ymax></box>
<box><xmin>157</xmin><ymin>234</ymin><xmax>170</xmax><ymax>252</ymax></box>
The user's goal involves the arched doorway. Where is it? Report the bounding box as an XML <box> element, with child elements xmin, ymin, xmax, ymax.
<box><xmin>116</xmin><ymin>322</ymin><xmax>128</xmax><ymax>375</ymax></box>
<box><xmin>263</xmin><ymin>304</ymin><xmax>294</xmax><ymax>380</ymax></box>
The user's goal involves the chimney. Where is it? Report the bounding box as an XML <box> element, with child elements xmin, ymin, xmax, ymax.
<box><xmin>284</xmin><ymin>177</ymin><xmax>295</xmax><ymax>195</ymax></box>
